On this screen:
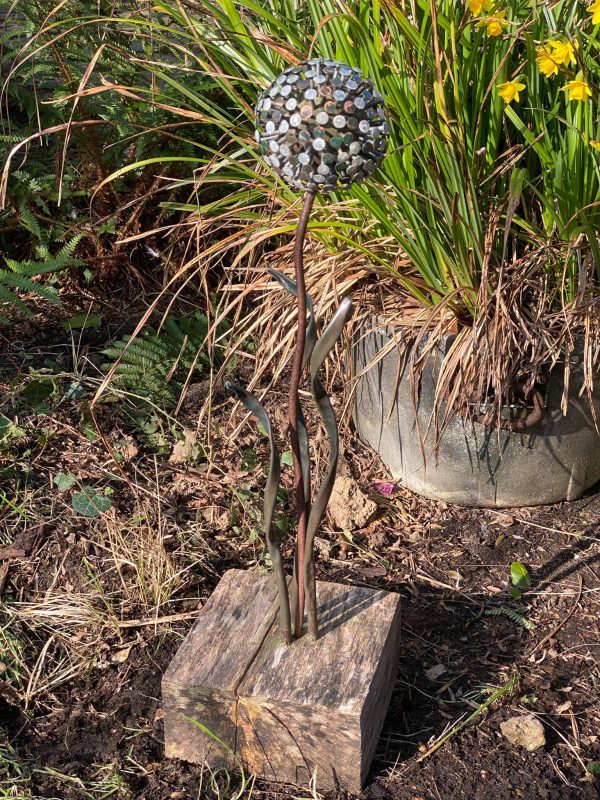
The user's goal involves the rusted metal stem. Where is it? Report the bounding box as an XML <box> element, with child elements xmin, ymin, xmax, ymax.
<box><xmin>289</xmin><ymin>189</ymin><xmax>316</xmax><ymax>639</ymax></box>
<box><xmin>474</xmin><ymin>385</ymin><xmax>545</xmax><ymax>431</ymax></box>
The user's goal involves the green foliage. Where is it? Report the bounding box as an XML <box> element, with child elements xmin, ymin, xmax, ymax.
<box><xmin>417</xmin><ymin>673</ymin><xmax>518</xmax><ymax>758</ymax></box>
<box><xmin>485</xmin><ymin>560</ymin><xmax>535</xmax><ymax>628</ymax></box>
<box><xmin>509</xmin><ymin>561</ymin><xmax>532</xmax><ymax>600</ymax></box>
<box><xmin>0</xmin><ymin>621</ymin><xmax>28</xmax><ymax>689</ymax></box>
<box><xmin>18</xmin><ymin>379</ymin><xmax>56</xmax><ymax>409</ymax></box>
<box><xmin>0</xmin><ymin>741</ymin><xmax>33</xmax><ymax>798</ymax></box>
<box><xmin>0</xmin><ymin>197</ymin><xmax>84</xmax><ymax>323</ymax></box>
<box><xmin>0</xmin><ymin>414</ymin><xmax>26</xmax><ymax>448</ymax></box>
<box><xmin>184</xmin><ymin>717</ymin><xmax>256</xmax><ymax>800</ymax></box>
<box><xmin>73</xmin><ymin>0</ymin><xmax>597</xmax><ymax>308</ymax></box>
<box><xmin>53</xmin><ymin>472</ymin><xmax>77</xmax><ymax>492</ymax></box>
<box><xmin>0</xmin><ymin>241</ymin><xmax>82</xmax><ymax>318</ymax></box>
<box><xmin>7</xmin><ymin>1</ymin><xmax>600</xmax><ymax>427</ymax></box>
<box><xmin>7</xmin><ymin>2</ymin><xmax>600</xmax><ymax>308</ymax></box>
<box><xmin>36</xmin><ymin>0</ymin><xmax>596</xmax><ymax>432</ymax></box>
<box><xmin>62</xmin><ymin>312</ymin><xmax>103</xmax><ymax>331</ymax></box>
<box><xmin>484</xmin><ymin>605</ymin><xmax>536</xmax><ymax>630</ymax></box>
<box><xmin>2</xmin><ymin>1</ymin><xmax>221</xmax><ymax>297</ymax></box>
<box><xmin>1</xmin><ymin>0</ymin><xmax>88</xmax><ymax>261</ymax></box>
<box><xmin>71</xmin><ymin>486</ymin><xmax>112</xmax><ymax>517</ymax></box>
<box><xmin>102</xmin><ymin>312</ymin><xmax>227</xmax><ymax>410</ymax></box>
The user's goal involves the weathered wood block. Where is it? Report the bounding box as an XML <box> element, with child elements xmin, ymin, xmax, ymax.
<box><xmin>162</xmin><ymin>569</ymin><xmax>401</xmax><ymax>792</ymax></box>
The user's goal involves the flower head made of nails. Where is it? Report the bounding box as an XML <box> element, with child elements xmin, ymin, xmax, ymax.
<box><xmin>498</xmin><ymin>80</ymin><xmax>526</xmax><ymax>103</ymax></box>
<box><xmin>255</xmin><ymin>59</ymin><xmax>388</xmax><ymax>193</ymax></box>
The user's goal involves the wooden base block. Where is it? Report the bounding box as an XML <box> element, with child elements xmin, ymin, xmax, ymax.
<box><xmin>162</xmin><ymin>569</ymin><xmax>401</xmax><ymax>792</ymax></box>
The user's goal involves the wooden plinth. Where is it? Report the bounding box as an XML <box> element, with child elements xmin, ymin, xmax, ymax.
<box><xmin>162</xmin><ymin>569</ymin><xmax>401</xmax><ymax>792</ymax></box>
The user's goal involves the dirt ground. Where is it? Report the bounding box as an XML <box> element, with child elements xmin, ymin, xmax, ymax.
<box><xmin>1</xmin><ymin>315</ymin><xmax>600</xmax><ymax>800</ymax></box>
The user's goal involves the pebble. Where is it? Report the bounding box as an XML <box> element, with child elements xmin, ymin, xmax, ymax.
<box><xmin>500</xmin><ymin>714</ymin><xmax>546</xmax><ymax>752</ymax></box>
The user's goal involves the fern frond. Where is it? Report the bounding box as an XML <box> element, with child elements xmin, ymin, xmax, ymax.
<box><xmin>105</xmin><ymin>336</ymin><xmax>173</xmax><ymax>363</ymax></box>
<box><xmin>0</xmin><ymin>283</ymin><xmax>31</xmax><ymax>315</ymax></box>
<box><xmin>54</xmin><ymin>235</ymin><xmax>84</xmax><ymax>263</ymax></box>
<box><xmin>485</xmin><ymin>606</ymin><xmax>535</xmax><ymax>630</ymax></box>
<box><xmin>101</xmin><ymin>312</ymin><xmax>224</xmax><ymax>410</ymax></box>
<box><xmin>0</xmin><ymin>226</ymin><xmax>82</xmax><ymax>317</ymax></box>
<box><xmin>18</xmin><ymin>204</ymin><xmax>43</xmax><ymax>243</ymax></box>
<box><xmin>0</xmin><ymin>271</ymin><xmax>60</xmax><ymax>304</ymax></box>
<box><xmin>4</xmin><ymin>236</ymin><xmax>84</xmax><ymax>276</ymax></box>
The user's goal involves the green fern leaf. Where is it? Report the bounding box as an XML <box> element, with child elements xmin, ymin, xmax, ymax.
<box><xmin>485</xmin><ymin>606</ymin><xmax>535</xmax><ymax>630</ymax></box>
<box><xmin>0</xmin><ymin>283</ymin><xmax>31</xmax><ymax>315</ymax></box>
<box><xmin>0</xmin><ymin>272</ymin><xmax>59</xmax><ymax>304</ymax></box>
<box><xmin>0</xmin><ymin>226</ymin><xmax>82</xmax><ymax>316</ymax></box>
<box><xmin>101</xmin><ymin>312</ymin><xmax>226</xmax><ymax>410</ymax></box>
<box><xmin>18</xmin><ymin>204</ymin><xmax>43</xmax><ymax>243</ymax></box>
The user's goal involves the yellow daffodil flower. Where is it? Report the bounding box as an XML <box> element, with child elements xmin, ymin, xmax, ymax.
<box><xmin>548</xmin><ymin>40</ymin><xmax>576</xmax><ymax>67</ymax></box>
<box><xmin>536</xmin><ymin>44</ymin><xmax>559</xmax><ymax>77</ymax></box>
<box><xmin>537</xmin><ymin>40</ymin><xmax>577</xmax><ymax>77</ymax></box>
<box><xmin>477</xmin><ymin>9</ymin><xmax>507</xmax><ymax>36</ymax></box>
<box><xmin>468</xmin><ymin>0</ymin><xmax>493</xmax><ymax>14</ymax></box>
<box><xmin>587</xmin><ymin>1</ymin><xmax>600</xmax><ymax>25</ymax></box>
<box><xmin>562</xmin><ymin>80</ymin><xmax>592</xmax><ymax>101</ymax></box>
<box><xmin>498</xmin><ymin>80</ymin><xmax>526</xmax><ymax>103</ymax></box>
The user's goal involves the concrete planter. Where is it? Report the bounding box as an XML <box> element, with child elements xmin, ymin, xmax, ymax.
<box><xmin>353</xmin><ymin>322</ymin><xmax>600</xmax><ymax>507</ymax></box>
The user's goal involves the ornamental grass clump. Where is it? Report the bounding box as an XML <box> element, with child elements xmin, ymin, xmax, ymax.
<box><xmin>7</xmin><ymin>1</ymin><xmax>600</xmax><ymax>426</ymax></box>
<box><xmin>195</xmin><ymin>0</ymin><xmax>600</xmax><ymax>429</ymax></box>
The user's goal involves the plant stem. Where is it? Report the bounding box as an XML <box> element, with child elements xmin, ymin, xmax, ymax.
<box><xmin>415</xmin><ymin>673</ymin><xmax>517</xmax><ymax>762</ymax></box>
<box><xmin>289</xmin><ymin>189</ymin><xmax>315</xmax><ymax>639</ymax></box>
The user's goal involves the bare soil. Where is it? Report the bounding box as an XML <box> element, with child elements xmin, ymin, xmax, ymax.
<box><xmin>1</xmin><ymin>316</ymin><xmax>599</xmax><ymax>800</ymax></box>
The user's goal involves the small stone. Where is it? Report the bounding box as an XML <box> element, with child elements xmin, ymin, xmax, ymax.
<box><xmin>328</xmin><ymin>472</ymin><xmax>378</xmax><ymax>530</ymax></box>
<box><xmin>425</xmin><ymin>664</ymin><xmax>447</xmax><ymax>682</ymax></box>
<box><xmin>500</xmin><ymin>714</ymin><xmax>546</xmax><ymax>752</ymax></box>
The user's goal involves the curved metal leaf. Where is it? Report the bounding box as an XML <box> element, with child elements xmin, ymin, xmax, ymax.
<box><xmin>224</xmin><ymin>381</ymin><xmax>291</xmax><ymax>643</ymax></box>
<box><xmin>298</xmin><ymin>405</ymin><xmax>311</xmax><ymax>514</ymax></box>
<box><xmin>267</xmin><ymin>268</ymin><xmax>316</xmax><ymax>369</ymax></box>
<box><xmin>303</xmin><ymin>296</ymin><xmax>353</xmax><ymax>639</ymax></box>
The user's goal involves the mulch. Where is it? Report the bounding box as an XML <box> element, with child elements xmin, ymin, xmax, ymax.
<box><xmin>1</xmin><ymin>317</ymin><xmax>599</xmax><ymax>800</ymax></box>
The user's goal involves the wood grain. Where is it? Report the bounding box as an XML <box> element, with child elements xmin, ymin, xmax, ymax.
<box><xmin>162</xmin><ymin>569</ymin><xmax>401</xmax><ymax>791</ymax></box>
<box><xmin>162</xmin><ymin>569</ymin><xmax>279</xmax><ymax>765</ymax></box>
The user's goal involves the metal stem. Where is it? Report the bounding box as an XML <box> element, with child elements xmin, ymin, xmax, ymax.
<box><xmin>288</xmin><ymin>189</ymin><xmax>315</xmax><ymax>639</ymax></box>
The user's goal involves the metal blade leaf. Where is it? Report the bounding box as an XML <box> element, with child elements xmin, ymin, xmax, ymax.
<box><xmin>303</xmin><ymin>296</ymin><xmax>353</xmax><ymax>638</ymax></box>
<box><xmin>267</xmin><ymin>268</ymin><xmax>317</xmax><ymax>369</ymax></box>
<box><xmin>268</xmin><ymin>268</ymin><xmax>314</xmax><ymax>502</ymax></box>
<box><xmin>225</xmin><ymin>380</ymin><xmax>291</xmax><ymax>643</ymax></box>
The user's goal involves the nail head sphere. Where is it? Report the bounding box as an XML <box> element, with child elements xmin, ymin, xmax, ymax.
<box><xmin>255</xmin><ymin>58</ymin><xmax>388</xmax><ymax>193</ymax></box>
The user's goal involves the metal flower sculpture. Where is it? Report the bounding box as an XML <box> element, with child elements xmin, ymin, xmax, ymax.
<box><xmin>227</xmin><ymin>59</ymin><xmax>388</xmax><ymax>644</ymax></box>
<box><xmin>255</xmin><ymin>59</ymin><xmax>388</xmax><ymax>192</ymax></box>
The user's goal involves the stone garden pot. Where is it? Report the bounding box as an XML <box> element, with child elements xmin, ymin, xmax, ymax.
<box><xmin>353</xmin><ymin>320</ymin><xmax>600</xmax><ymax>507</ymax></box>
